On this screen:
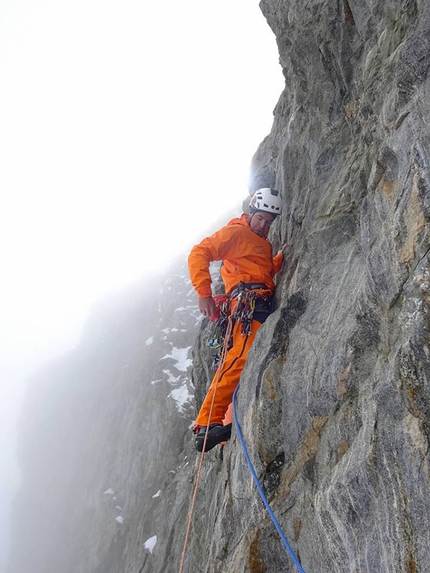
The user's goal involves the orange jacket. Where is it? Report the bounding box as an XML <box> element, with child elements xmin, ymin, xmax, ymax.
<box><xmin>188</xmin><ymin>214</ymin><xmax>283</xmax><ymax>299</ymax></box>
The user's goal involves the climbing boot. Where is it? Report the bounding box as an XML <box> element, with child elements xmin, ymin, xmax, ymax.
<box><xmin>195</xmin><ymin>424</ymin><xmax>232</xmax><ymax>453</ymax></box>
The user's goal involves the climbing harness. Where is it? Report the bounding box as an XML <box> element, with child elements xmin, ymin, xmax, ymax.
<box><xmin>232</xmin><ymin>384</ymin><xmax>306</xmax><ymax>573</ymax></box>
<box><xmin>208</xmin><ymin>295</ymin><xmax>231</xmax><ymax>371</ymax></box>
<box><xmin>232</xmin><ymin>288</ymin><xmax>271</xmax><ymax>336</ymax></box>
<box><xmin>207</xmin><ymin>286</ymin><xmax>271</xmax><ymax>370</ymax></box>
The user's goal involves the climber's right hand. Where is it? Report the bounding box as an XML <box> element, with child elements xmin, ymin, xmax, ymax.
<box><xmin>198</xmin><ymin>296</ymin><xmax>217</xmax><ymax>318</ymax></box>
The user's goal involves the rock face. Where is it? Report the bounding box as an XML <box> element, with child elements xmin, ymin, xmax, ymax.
<box><xmin>7</xmin><ymin>1</ymin><xmax>430</xmax><ymax>572</ymax></box>
<box><xmin>186</xmin><ymin>1</ymin><xmax>429</xmax><ymax>571</ymax></box>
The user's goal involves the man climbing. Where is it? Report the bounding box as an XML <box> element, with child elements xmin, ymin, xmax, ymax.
<box><xmin>188</xmin><ymin>188</ymin><xmax>284</xmax><ymax>452</ymax></box>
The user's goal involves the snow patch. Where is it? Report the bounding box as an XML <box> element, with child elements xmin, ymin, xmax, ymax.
<box><xmin>161</xmin><ymin>346</ymin><xmax>192</xmax><ymax>371</ymax></box>
<box><xmin>145</xmin><ymin>336</ymin><xmax>154</xmax><ymax>346</ymax></box>
<box><xmin>152</xmin><ymin>490</ymin><xmax>162</xmax><ymax>498</ymax></box>
<box><xmin>116</xmin><ymin>516</ymin><xmax>124</xmax><ymax>524</ymax></box>
<box><xmin>163</xmin><ymin>370</ymin><xmax>179</xmax><ymax>384</ymax></box>
<box><xmin>169</xmin><ymin>384</ymin><xmax>192</xmax><ymax>412</ymax></box>
<box><xmin>144</xmin><ymin>535</ymin><xmax>157</xmax><ymax>554</ymax></box>
<box><xmin>103</xmin><ymin>488</ymin><xmax>114</xmax><ymax>495</ymax></box>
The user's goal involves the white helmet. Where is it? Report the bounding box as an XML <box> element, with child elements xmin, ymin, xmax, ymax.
<box><xmin>249</xmin><ymin>188</ymin><xmax>282</xmax><ymax>215</ymax></box>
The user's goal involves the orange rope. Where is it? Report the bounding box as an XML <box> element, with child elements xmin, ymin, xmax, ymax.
<box><xmin>178</xmin><ymin>316</ymin><xmax>234</xmax><ymax>573</ymax></box>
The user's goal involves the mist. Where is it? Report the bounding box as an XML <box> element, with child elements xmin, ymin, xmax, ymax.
<box><xmin>0</xmin><ymin>1</ymin><xmax>283</xmax><ymax>569</ymax></box>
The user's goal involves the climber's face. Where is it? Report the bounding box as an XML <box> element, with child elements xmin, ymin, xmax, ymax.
<box><xmin>249</xmin><ymin>211</ymin><xmax>276</xmax><ymax>237</ymax></box>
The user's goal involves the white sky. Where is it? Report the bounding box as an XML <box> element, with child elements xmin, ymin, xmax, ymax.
<box><xmin>0</xmin><ymin>0</ymin><xmax>283</xmax><ymax>569</ymax></box>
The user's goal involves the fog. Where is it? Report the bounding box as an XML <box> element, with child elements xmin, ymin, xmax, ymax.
<box><xmin>0</xmin><ymin>0</ymin><xmax>283</xmax><ymax>569</ymax></box>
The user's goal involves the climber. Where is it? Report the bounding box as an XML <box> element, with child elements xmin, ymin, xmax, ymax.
<box><xmin>188</xmin><ymin>188</ymin><xmax>285</xmax><ymax>452</ymax></box>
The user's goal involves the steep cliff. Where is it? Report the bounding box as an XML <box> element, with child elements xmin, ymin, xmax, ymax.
<box><xmin>186</xmin><ymin>0</ymin><xmax>430</xmax><ymax>571</ymax></box>
<box><xmin>8</xmin><ymin>1</ymin><xmax>430</xmax><ymax>572</ymax></box>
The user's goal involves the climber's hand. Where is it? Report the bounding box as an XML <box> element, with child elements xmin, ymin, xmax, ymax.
<box><xmin>199</xmin><ymin>296</ymin><xmax>217</xmax><ymax>318</ymax></box>
<box><xmin>276</xmin><ymin>243</ymin><xmax>288</xmax><ymax>257</ymax></box>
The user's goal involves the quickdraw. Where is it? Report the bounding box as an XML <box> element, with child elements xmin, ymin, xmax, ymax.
<box><xmin>207</xmin><ymin>289</ymin><xmax>271</xmax><ymax>368</ymax></box>
<box><xmin>233</xmin><ymin>287</ymin><xmax>272</xmax><ymax>336</ymax></box>
<box><xmin>233</xmin><ymin>290</ymin><xmax>257</xmax><ymax>337</ymax></box>
<box><xmin>208</xmin><ymin>295</ymin><xmax>231</xmax><ymax>371</ymax></box>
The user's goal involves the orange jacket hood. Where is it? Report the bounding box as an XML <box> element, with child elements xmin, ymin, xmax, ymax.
<box><xmin>188</xmin><ymin>214</ymin><xmax>283</xmax><ymax>298</ymax></box>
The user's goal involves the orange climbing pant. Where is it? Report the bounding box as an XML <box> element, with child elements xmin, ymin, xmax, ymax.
<box><xmin>194</xmin><ymin>316</ymin><xmax>262</xmax><ymax>428</ymax></box>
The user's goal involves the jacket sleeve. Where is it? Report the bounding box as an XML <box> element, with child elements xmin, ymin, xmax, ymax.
<box><xmin>272</xmin><ymin>252</ymin><xmax>284</xmax><ymax>276</ymax></box>
<box><xmin>188</xmin><ymin>225</ymin><xmax>241</xmax><ymax>298</ymax></box>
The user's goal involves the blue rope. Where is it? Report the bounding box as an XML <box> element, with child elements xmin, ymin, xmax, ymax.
<box><xmin>232</xmin><ymin>384</ymin><xmax>306</xmax><ymax>573</ymax></box>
